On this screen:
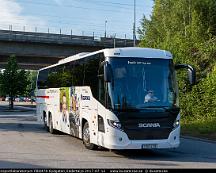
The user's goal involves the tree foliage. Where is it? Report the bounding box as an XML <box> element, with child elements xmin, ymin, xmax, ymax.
<box><xmin>138</xmin><ymin>0</ymin><xmax>216</xmax><ymax>118</ymax></box>
<box><xmin>0</xmin><ymin>55</ymin><xmax>30</xmax><ymax>109</ymax></box>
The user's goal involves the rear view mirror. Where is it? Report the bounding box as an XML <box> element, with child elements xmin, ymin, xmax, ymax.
<box><xmin>104</xmin><ymin>62</ymin><xmax>112</xmax><ymax>82</ymax></box>
<box><xmin>175</xmin><ymin>64</ymin><xmax>196</xmax><ymax>85</ymax></box>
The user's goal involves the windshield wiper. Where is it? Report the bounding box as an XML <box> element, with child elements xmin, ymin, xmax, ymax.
<box><xmin>136</xmin><ymin>105</ymin><xmax>164</xmax><ymax>108</ymax></box>
<box><xmin>136</xmin><ymin>105</ymin><xmax>179</xmax><ymax>111</ymax></box>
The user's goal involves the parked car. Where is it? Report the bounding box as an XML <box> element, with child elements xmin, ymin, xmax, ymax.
<box><xmin>5</xmin><ymin>97</ymin><xmax>10</xmax><ymax>102</ymax></box>
<box><xmin>1</xmin><ymin>97</ymin><xmax>5</xmax><ymax>101</ymax></box>
<box><xmin>15</xmin><ymin>97</ymin><xmax>20</xmax><ymax>102</ymax></box>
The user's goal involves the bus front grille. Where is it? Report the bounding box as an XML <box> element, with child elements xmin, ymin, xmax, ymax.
<box><xmin>116</xmin><ymin>110</ymin><xmax>179</xmax><ymax>140</ymax></box>
<box><xmin>123</xmin><ymin>127</ymin><xmax>172</xmax><ymax>140</ymax></box>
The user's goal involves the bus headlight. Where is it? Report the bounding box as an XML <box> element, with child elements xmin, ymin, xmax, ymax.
<box><xmin>173</xmin><ymin>119</ymin><xmax>180</xmax><ymax>129</ymax></box>
<box><xmin>107</xmin><ymin>119</ymin><xmax>122</xmax><ymax>130</ymax></box>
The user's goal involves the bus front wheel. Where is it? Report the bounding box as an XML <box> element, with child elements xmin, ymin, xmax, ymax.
<box><xmin>82</xmin><ymin>122</ymin><xmax>97</xmax><ymax>150</ymax></box>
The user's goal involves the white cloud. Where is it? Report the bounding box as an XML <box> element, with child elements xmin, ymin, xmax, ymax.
<box><xmin>0</xmin><ymin>0</ymin><xmax>46</xmax><ymax>31</ymax></box>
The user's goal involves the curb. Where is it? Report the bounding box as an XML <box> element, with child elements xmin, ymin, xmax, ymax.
<box><xmin>182</xmin><ymin>135</ymin><xmax>216</xmax><ymax>144</ymax></box>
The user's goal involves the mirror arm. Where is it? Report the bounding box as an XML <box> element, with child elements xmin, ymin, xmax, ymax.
<box><xmin>175</xmin><ymin>64</ymin><xmax>194</xmax><ymax>71</ymax></box>
<box><xmin>99</xmin><ymin>61</ymin><xmax>105</xmax><ymax>68</ymax></box>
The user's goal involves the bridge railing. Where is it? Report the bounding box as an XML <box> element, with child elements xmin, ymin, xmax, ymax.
<box><xmin>0</xmin><ymin>29</ymin><xmax>138</xmax><ymax>47</ymax></box>
<box><xmin>0</xmin><ymin>29</ymin><xmax>95</xmax><ymax>45</ymax></box>
<box><xmin>100</xmin><ymin>37</ymin><xmax>135</xmax><ymax>47</ymax></box>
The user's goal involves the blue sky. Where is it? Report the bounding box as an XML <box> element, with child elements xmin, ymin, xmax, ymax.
<box><xmin>0</xmin><ymin>0</ymin><xmax>154</xmax><ymax>39</ymax></box>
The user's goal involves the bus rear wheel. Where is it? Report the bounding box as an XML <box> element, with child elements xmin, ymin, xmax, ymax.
<box><xmin>49</xmin><ymin>115</ymin><xmax>55</xmax><ymax>134</ymax></box>
<box><xmin>82</xmin><ymin>122</ymin><xmax>97</xmax><ymax>150</ymax></box>
<box><xmin>43</xmin><ymin>113</ymin><xmax>49</xmax><ymax>132</ymax></box>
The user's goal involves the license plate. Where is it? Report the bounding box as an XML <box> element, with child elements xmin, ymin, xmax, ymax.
<box><xmin>142</xmin><ymin>144</ymin><xmax>158</xmax><ymax>149</ymax></box>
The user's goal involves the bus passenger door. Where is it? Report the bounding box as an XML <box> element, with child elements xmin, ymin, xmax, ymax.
<box><xmin>97</xmin><ymin>65</ymin><xmax>107</xmax><ymax>146</ymax></box>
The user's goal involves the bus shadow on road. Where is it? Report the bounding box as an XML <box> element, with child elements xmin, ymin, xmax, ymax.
<box><xmin>0</xmin><ymin>122</ymin><xmax>47</xmax><ymax>134</ymax></box>
<box><xmin>110</xmin><ymin>148</ymin><xmax>216</xmax><ymax>164</ymax></box>
<box><xmin>0</xmin><ymin>160</ymin><xmax>46</xmax><ymax>168</ymax></box>
<box><xmin>112</xmin><ymin>149</ymin><xmax>163</xmax><ymax>158</ymax></box>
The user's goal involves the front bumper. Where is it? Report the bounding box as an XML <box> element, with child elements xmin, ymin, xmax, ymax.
<box><xmin>102</xmin><ymin>126</ymin><xmax>180</xmax><ymax>150</ymax></box>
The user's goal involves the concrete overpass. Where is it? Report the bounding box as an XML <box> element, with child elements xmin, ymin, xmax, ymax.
<box><xmin>0</xmin><ymin>29</ymin><xmax>136</xmax><ymax>70</ymax></box>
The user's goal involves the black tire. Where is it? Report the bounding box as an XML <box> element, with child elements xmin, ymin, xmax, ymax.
<box><xmin>43</xmin><ymin>114</ymin><xmax>49</xmax><ymax>132</ymax></box>
<box><xmin>49</xmin><ymin>115</ymin><xmax>55</xmax><ymax>134</ymax></box>
<box><xmin>82</xmin><ymin>122</ymin><xmax>97</xmax><ymax>150</ymax></box>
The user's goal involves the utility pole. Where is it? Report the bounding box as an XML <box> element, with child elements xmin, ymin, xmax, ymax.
<box><xmin>133</xmin><ymin>0</ymin><xmax>136</xmax><ymax>47</ymax></box>
<box><xmin>105</xmin><ymin>20</ymin><xmax>107</xmax><ymax>38</ymax></box>
<box><xmin>113</xmin><ymin>33</ymin><xmax>116</xmax><ymax>48</ymax></box>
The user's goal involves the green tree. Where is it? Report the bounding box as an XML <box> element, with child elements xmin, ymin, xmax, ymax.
<box><xmin>0</xmin><ymin>55</ymin><xmax>30</xmax><ymax>109</ymax></box>
<box><xmin>138</xmin><ymin>0</ymin><xmax>216</xmax><ymax>120</ymax></box>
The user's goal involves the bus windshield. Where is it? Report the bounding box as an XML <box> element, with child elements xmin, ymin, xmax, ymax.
<box><xmin>107</xmin><ymin>57</ymin><xmax>178</xmax><ymax>110</ymax></box>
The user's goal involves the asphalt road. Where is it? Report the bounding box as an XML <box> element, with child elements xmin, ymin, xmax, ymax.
<box><xmin>0</xmin><ymin>105</ymin><xmax>215</xmax><ymax>169</ymax></box>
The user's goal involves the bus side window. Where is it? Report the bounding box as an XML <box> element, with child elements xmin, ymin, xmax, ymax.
<box><xmin>62</xmin><ymin>63</ymin><xmax>73</xmax><ymax>87</ymax></box>
<box><xmin>47</xmin><ymin>67</ymin><xmax>57</xmax><ymax>88</ymax></box>
<box><xmin>98</xmin><ymin>64</ymin><xmax>105</xmax><ymax>105</ymax></box>
<box><xmin>38</xmin><ymin>69</ymin><xmax>48</xmax><ymax>89</ymax></box>
<box><xmin>73</xmin><ymin>62</ymin><xmax>84</xmax><ymax>86</ymax></box>
<box><xmin>84</xmin><ymin>58</ymin><xmax>100</xmax><ymax>99</ymax></box>
<box><xmin>47</xmin><ymin>65</ymin><xmax>65</xmax><ymax>88</ymax></box>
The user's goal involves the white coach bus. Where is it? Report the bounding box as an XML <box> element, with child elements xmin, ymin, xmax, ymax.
<box><xmin>36</xmin><ymin>47</ymin><xmax>195</xmax><ymax>150</ymax></box>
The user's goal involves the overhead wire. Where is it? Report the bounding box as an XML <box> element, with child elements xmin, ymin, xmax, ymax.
<box><xmin>2</xmin><ymin>0</ymin><xmax>149</xmax><ymax>38</ymax></box>
<box><xmin>0</xmin><ymin>13</ymin><xmax>132</xmax><ymax>33</ymax></box>
<box><xmin>14</xmin><ymin>0</ymin><xmax>131</xmax><ymax>13</ymax></box>
<box><xmin>17</xmin><ymin>0</ymin><xmax>148</xmax><ymax>11</ymax></box>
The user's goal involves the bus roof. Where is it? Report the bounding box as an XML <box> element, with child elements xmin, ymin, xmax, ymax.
<box><xmin>39</xmin><ymin>47</ymin><xmax>172</xmax><ymax>71</ymax></box>
<box><xmin>103</xmin><ymin>47</ymin><xmax>172</xmax><ymax>59</ymax></box>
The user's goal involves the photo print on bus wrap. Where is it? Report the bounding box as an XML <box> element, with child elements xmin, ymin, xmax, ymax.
<box><xmin>69</xmin><ymin>86</ymin><xmax>80</xmax><ymax>137</ymax></box>
<box><xmin>60</xmin><ymin>87</ymin><xmax>70</xmax><ymax>124</ymax></box>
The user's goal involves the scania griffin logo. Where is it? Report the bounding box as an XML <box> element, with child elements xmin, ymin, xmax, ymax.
<box><xmin>138</xmin><ymin>123</ymin><xmax>160</xmax><ymax>128</ymax></box>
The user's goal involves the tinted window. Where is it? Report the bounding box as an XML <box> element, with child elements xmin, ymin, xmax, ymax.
<box><xmin>72</xmin><ymin>60</ymin><xmax>84</xmax><ymax>86</ymax></box>
<box><xmin>38</xmin><ymin>53</ymin><xmax>105</xmax><ymax>100</ymax></box>
<box><xmin>98</xmin><ymin>64</ymin><xmax>105</xmax><ymax>105</ymax></box>
<box><xmin>37</xmin><ymin>69</ymin><xmax>48</xmax><ymax>89</ymax></box>
<box><xmin>47</xmin><ymin>65</ymin><xmax>66</xmax><ymax>88</ymax></box>
<box><xmin>83</xmin><ymin>57</ymin><xmax>101</xmax><ymax>98</ymax></box>
<box><xmin>108</xmin><ymin>57</ymin><xmax>178</xmax><ymax>110</ymax></box>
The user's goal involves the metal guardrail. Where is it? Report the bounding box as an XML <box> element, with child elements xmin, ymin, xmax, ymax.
<box><xmin>0</xmin><ymin>29</ymin><xmax>137</xmax><ymax>47</ymax></box>
<box><xmin>100</xmin><ymin>37</ymin><xmax>135</xmax><ymax>47</ymax></box>
<box><xmin>0</xmin><ymin>30</ymin><xmax>95</xmax><ymax>45</ymax></box>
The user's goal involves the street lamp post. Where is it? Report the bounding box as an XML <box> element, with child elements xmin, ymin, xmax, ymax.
<box><xmin>105</xmin><ymin>20</ymin><xmax>107</xmax><ymax>38</ymax></box>
<box><xmin>133</xmin><ymin>0</ymin><xmax>136</xmax><ymax>47</ymax></box>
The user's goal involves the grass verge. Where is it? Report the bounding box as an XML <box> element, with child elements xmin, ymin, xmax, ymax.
<box><xmin>181</xmin><ymin>116</ymin><xmax>216</xmax><ymax>141</ymax></box>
